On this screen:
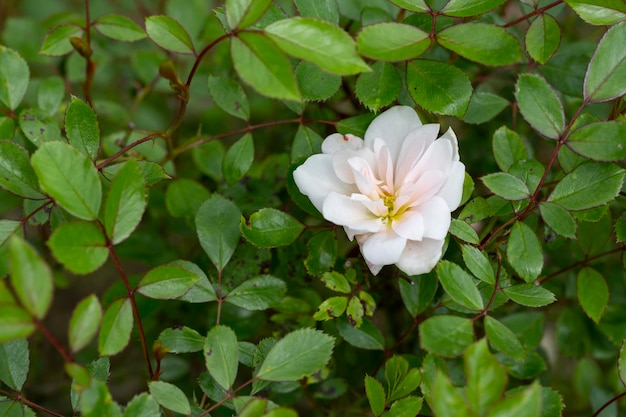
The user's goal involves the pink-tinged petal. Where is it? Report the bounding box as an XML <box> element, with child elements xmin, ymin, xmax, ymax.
<box><xmin>293</xmin><ymin>154</ymin><xmax>355</xmax><ymax>212</ymax></box>
<box><xmin>437</xmin><ymin>161</ymin><xmax>465</xmax><ymax>211</ymax></box>
<box><xmin>364</xmin><ymin>106</ymin><xmax>422</xmax><ymax>163</ymax></box>
<box><xmin>404</xmin><ymin>136</ymin><xmax>454</xmax><ymax>183</ymax></box>
<box><xmin>395</xmin><ymin>124</ymin><xmax>440</xmax><ymax>182</ymax></box>
<box><xmin>395</xmin><ymin>238</ymin><xmax>445</xmax><ymax>276</ymax></box>
<box><xmin>419</xmin><ymin>196</ymin><xmax>452</xmax><ymax>240</ymax></box>
<box><xmin>372</xmin><ymin>139</ymin><xmax>395</xmax><ymax>193</ymax></box>
<box><xmin>352</xmin><ymin>194</ymin><xmax>388</xmax><ymax>217</ymax></box>
<box><xmin>439</xmin><ymin>127</ymin><xmax>460</xmax><ymax>162</ymax></box>
<box><xmin>360</xmin><ymin>228</ymin><xmax>407</xmax><ymax>266</ymax></box>
<box><xmin>401</xmin><ymin>170</ymin><xmax>446</xmax><ymax>208</ymax></box>
<box><xmin>392</xmin><ymin>210</ymin><xmax>424</xmax><ymax>240</ymax></box>
<box><xmin>332</xmin><ymin>147</ymin><xmax>376</xmax><ymax>184</ymax></box>
<box><xmin>349</xmin><ymin>157</ymin><xmax>382</xmax><ymax>200</ymax></box>
<box><xmin>322</xmin><ymin>133</ymin><xmax>364</xmax><ymax>154</ymax></box>
<box><xmin>323</xmin><ymin>192</ymin><xmax>383</xmax><ymax>233</ymax></box>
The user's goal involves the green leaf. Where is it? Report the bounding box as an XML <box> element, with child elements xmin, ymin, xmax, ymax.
<box><xmin>69</xmin><ymin>294</ymin><xmax>102</xmax><ymax>353</ymax></box>
<box><xmin>398</xmin><ymin>272</ymin><xmax>438</xmax><ymax>316</ymax></box>
<box><xmin>431</xmin><ymin>370</ymin><xmax>471</xmax><ymax>417</ymax></box>
<box><xmin>223</xmin><ymin>133</ymin><xmax>254</xmax><ymax>184</ymax></box>
<box><xmin>346</xmin><ymin>296</ymin><xmax>364</xmax><ymax>327</ymax></box>
<box><xmin>419</xmin><ymin>315</ymin><xmax>474</xmax><ymax>357</ymax></box>
<box><xmin>355</xmin><ymin>62</ymin><xmax>401</xmax><ymax>113</ymax></box>
<box><xmin>165</xmin><ymin>178</ymin><xmax>210</xmax><ymax>221</ymax></box>
<box><xmin>40</xmin><ymin>24</ymin><xmax>83</xmax><ymax>56</ymax></box>
<box><xmin>365</xmin><ymin>375</ymin><xmax>385</xmax><ymax>416</ymax></box>
<box><xmin>567</xmin><ymin>121</ymin><xmax>626</xmax><ymax>161</ymax></box>
<box><xmin>525</xmin><ymin>14</ymin><xmax>561</xmax><ymax>64</ymax></box>
<box><xmin>389</xmin><ymin>0</ymin><xmax>429</xmax><ymax>12</ymax></box>
<box><xmin>465</xmin><ymin>339</ymin><xmax>507</xmax><ymax>416</ymax></box>
<box><xmin>0</xmin><ymin>46</ymin><xmax>29</xmax><ymax>110</ymax></box>
<box><xmin>9</xmin><ymin>236</ymin><xmax>53</xmax><ymax>320</ymax></box>
<box><xmin>449</xmin><ymin>218</ymin><xmax>480</xmax><ymax>244</ymax></box>
<box><xmin>98</xmin><ymin>298</ymin><xmax>133</xmax><ymax>356</ymax></box>
<box><xmin>313</xmin><ymin>296</ymin><xmax>348</xmax><ymax>321</ymax></box>
<box><xmin>437</xmin><ymin>23</ymin><xmax>521</xmax><ymax>66</ymax></box>
<box><xmin>94</xmin><ymin>14</ymin><xmax>146</xmax><ymax>42</ymax></box>
<box><xmin>320</xmin><ymin>271</ymin><xmax>351</xmax><ymax>293</ymax></box>
<box><xmin>336</xmin><ymin>113</ymin><xmax>376</xmax><ymax>137</ymax></box>
<box><xmin>104</xmin><ymin>159</ymin><xmax>147</xmax><ymax>244</ymax></box>
<box><xmin>462</xmin><ymin>245</ymin><xmax>495</xmax><ymax>285</ymax></box>
<box><xmin>304</xmin><ymin>231</ymin><xmax>337</xmax><ymax>276</ymax></box>
<box><xmin>240</xmin><ymin>208</ymin><xmax>304</xmax><ymax>248</ymax></box>
<box><xmin>442</xmin><ymin>0</ymin><xmax>507</xmax><ymax>16</ymax></box>
<box><xmin>515</xmin><ymin>73</ymin><xmax>565</xmax><ymax>139</ymax></box>
<box><xmin>31</xmin><ymin>141</ymin><xmax>102</xmax><ymax>220</ymax></box>
<box><xmin>0</xmin><ymin>141</ymin><xmax>42</xmax><ymax>199</ymax></box>
<box><xmin>464</xmin><ymin>92</ymin><xmax>509</xmax><ymax>125</ymax></box>
<box><xmin>382</xmin><ymin>397</ymin><xmax>423</xmax><ymax>417</ymax></box>
<box><xmin>585</xmin><ymin>22</ymin><xmax>626</xmax><ymax>102</ymax></box>
<box><xmin>172</xmin><ymin>260</ymin><xmax>216</xmax><ymax>304</ymax></box>
<box><xmin>136</xmin><ymin>264</ymin><xmax>201</xmax><ymax>300</ymax></box>
<box><xmin>406</xmin><ymin>59</ymin><xmax>472</xmax><ymax>117</ymax></box>
<box><xmin>207</xmin><ymin>75</ymin><xmax>250</xmax><ymax>120</ymax></box>
<box><xmin>145</xmin><ymin>15</ymin><xmax>194</xmax><ymax>54</ymax></box>
<box><xmin>81</xmin><ymin>380</ymin><xmax>122</xmax><ymax>417</ymax></box>
<box><xmin>0</xmin><ymin>339</ymin><xmax>29</xmax><ymax>390</ymax></box>
<box><xmin>294</xmin><ymin>0</ymin><xmax>339</xmax><ymax>23</ymax></box>
<box><xmin>158</xmin><ymin>326</ymin><xmax>204</xmax><ymax>353</ymax></box>
<box><xmin>503</xmin><ymin>284</ymin><xmax>556</xmax><ymax>307</ymax></box>
<box><xmin>484</xmin><ymin>316</ymin><xmax>526</xmax><ymax>361</ymax></box>
<box><xmin>204</xmin><ymin>325</ymin><xmax>239</xmax><ymax>390</ymax></box>
<box><xmin>47</xmin><ymin>220</ymin><xmax>108</xmax><ymax>275</ymax></box>
<box><xmin>539</xmin><ymin>202</ymin><xmax>576</xmax><ymax>239</ymax></box>
<box><xmin>148</xmin><ymin>381</ymin><xmax>190</xmax><ymax>415</ymax></box>
<box><xmin>507</xmin><ymin>221</ymin><xmax>543</xmax><ymax>282</ymax></box>
<box><xmin>37</xmin><ymin>76</ymin><xmax>65</xmax><ymax>116</ymax></box>
<box><xmin>0</xmin><ymin>304</ymin><xmax>35</xmax><ymax>343</ymax></box>
<box><xmin>265</xmin><ymin>17</ymin><xmax>370</xmax><ymax>75</ymax></box>
<box><xmin>256</xmin><ymin>328</ymin><xmax>334</xmax><ymax>381</ymax></box>
<box><xmin>486</xmin><ymin>382</ymin><xmax>541</xmax><ymax>417</ymax></box>
<box><xmin>565</xmin><ymin>0</ymin><xmax>626</xmax><ymax>25</ymax></box>
<box><xmin>437</xmin><ymin>261</ymin><xmax>484</xmax><ymax>311</ymax></box>
<box><xmin>357</xmin><ymin>23</ymin><xmax>429</xmax><ymax>61</ymax></box>
<box><xmin>0</xmin><ymin>117</ymin><xmax>15</xmax><ymax>140</ymax></box>
<box><xmin>123</xmin><ymin>393</ymin><xmax>160</xmax><ymax>417</ymax></box>
<box><xmin>231</xmin><ymin>32</ymin><xmax>300</xmax><ymax>101</ymax></box>
<box><xmin>196</xmin><ymin>194</ymin><xmax>241</xmax><ymax>271</ymax></box>
<box><xmin>102</xmin><ymin>161</ymin><xmax>170</xmax><ymax>188</ymax></box>
<box><xmin>225</xmin><ymin>0</ymin><xmax>272</xmax><ymax>29</ymax></box>
<box><xmin>227</xmin><ymin>275</ymin><xmax>286</xmax><ymax>310</ymax></box>
<box><xmin>577</xmin><ymin>267</ymin><xmax>608</xmax><ymax>323</ymax></box>
<box><xmin>65</xmin><ymin>96</ymin><xmax>100</xmax><ymax>160</ymax></box>
<box><xmin>548</xmin><ymin>161</ymin><xmax>625</xmax><ymax>210</ymax></box>
<box><xmin>482</xmin><ymin>172</ymin><xmax>530</xmax><ymax>201</ymax></box>
<box><xmin>18</xmin><ymin>108</ymin><xmax>62</xmax><ymax>147</ymax></box>
<box><xmin>620</xmin><ymin>337</ymin><xmax>626</xmax><ymax>387</ymax></box>
<box><xmin>295</xmin><ymin>61</ymin><xmax>342</xmax><ymax>102</ymax></box>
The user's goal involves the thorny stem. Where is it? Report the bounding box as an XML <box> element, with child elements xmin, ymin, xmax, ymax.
<box><xmin>0</xmin><ymin>389</ymin><xmax>67</xmax><ymax>417</ymax></box>
<box><xmin>503</xmin><ymin>0</ymin><xmax>564</xmax><ymax>28</ymax></box>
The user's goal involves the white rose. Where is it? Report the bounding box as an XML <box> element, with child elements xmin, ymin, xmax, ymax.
<box><xmin>293</xmin><ymin>106</ymin><xmax>465</xmax><ymax>276</ymax></box>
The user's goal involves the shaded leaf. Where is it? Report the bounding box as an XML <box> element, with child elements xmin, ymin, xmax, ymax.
<box><xmin>515</xmin><ymin>73</ymin><xmax>565</xmax><ymax>139</ymax></box>
<box><xmin>0</xmin><ymin>46</ymin><xmax>29</xmax><ymax>110</ymax></box>
<box><xmin>204</xmin><ymin>325</ymin><xmax>239</xmax><ymax>390</ymax></box>
<box><xmin>227</xmin><ymin>275</ymin><xmax>286</xmax><ymax>310</ymax></box>
<box><xmin>148</xmin><ymin>381</ymin><xmax>190</xmax><ymax>415</ymax></box>
<box><xmin>240</xmin><ymin>208</ymin><xmax>304</xmax><ymax>248</ymax></box>
<box><xmin>69</xmin><ymin>294</ymin><xmax>102</xmax><ymax>353</ymax></box>
<box><xmin>145</xmin><ymin>15</ymin><xmax>194</xmax><ymax>54</ymax></box>
<box><xmin>357</xmin><ymin>23</ymin><xmax>429</xmax><ymax>61</ymax></box>
<box><xmin>47</xmin><ymin>220</ymin><xmax>108</xmax><ymax>275</ymax></box>
<box><xmin>419</xmin><ymin>315</ymin><xmax>474</xmax><ymax>357</ymax></box>
<box><xmin>437</xmin><ymin>261</ymin><xmax>484</xmax><ymax>311</ymax></box>
<box><xmin>196</xmin><ymin>195</ymin><xmax>241</xmax><ymax>271</ymax></box>
<box><xmin>507</xmin><ymin>221</ymin><xmax>543</xmax><ymax>283</ymax></box>
<box><xmin>98</xmin><ymin>298</ymin><xmax>133</xmax><ymax>356</ymax></box>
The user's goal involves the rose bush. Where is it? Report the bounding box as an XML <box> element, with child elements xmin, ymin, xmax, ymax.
<box><xmin>294</xmin><ymin>106</ymin><xmax>465</xmax><ymax>275</ymax></box>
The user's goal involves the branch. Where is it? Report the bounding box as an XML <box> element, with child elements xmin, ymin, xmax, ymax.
<box><xmin>503</xmin><ymin>0</ymin><xmax>564</xmax><ymax>28</ymax></box>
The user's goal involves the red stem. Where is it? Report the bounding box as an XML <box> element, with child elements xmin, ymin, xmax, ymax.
<box><xmin>503</xmin><ymin>0</ymin><xmax>564</xmax><ymax>28</ymax></box>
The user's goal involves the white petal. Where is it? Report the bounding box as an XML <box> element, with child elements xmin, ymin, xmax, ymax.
<box><xmin>332</xmin><ymin>147</ymin><xmax>377</xmax><ymax>184</ymax></box>
<box><xmin>437</xmin><ymin>161</ymin><xmax>465</xmax><ymax>211</ymax></box>
<box><xmin>349</xmin><ymin>157</ymin><xmax>382</xmax><ymax>199</ymax></box>
<box><xmin>322</xmin><ymin>133</ymin><xmax>364</xmax><ymax>154</ymax></box>
<box><xmin>356</xmin><ymin>234</ymin><xmax>384</xmax><ymax>275</ymax></box>
<box><xmin>419</xmin><ymin>196</ymin><xmax>452</xmax><ymax>240</ymax></box>
<box><xmin>364</xmin><ymin>106</ymin><xmax>422</xmax><ymax>163</ymax></box>
<box><xmin>293</xmin><ymin>154</ymin><xmax>355</xmax><ymax>213</ymax></box>
<box><xmin>395</xmin><ymin>238</ymin><xmax>445</xmax><ymax>276</ymax></box>
<box><xmin>405</xmin><ymin>136</ymin><xmax>454</xmax><ymax>183</ymax></box>
<box><xmin>402</xmin><ymin>170</ymin><xmax>447</xmax><ymax>208</ymax></box>
<box><xmin>440</xmin><ymin>127</ymin><xmax>460</xmax><ymax>162</ymax></box>
<box><xmin>360</xmin><ymin>228</ymin><xmax>407</xmax><ymax>266</ymax></box>
<box><xmin>392</xmin><ymin>210</ymin><xmax>424</xmax><ymax>240</ymax></box>
<box><xmin>323</xmin><ymin>192</ymin><xmax>383</xmax><ymax>233</ymax></box>
<box><xmin>395</xmin><ymin>124</ymin><xmax>440</xmax><ymax>182</ymax></box>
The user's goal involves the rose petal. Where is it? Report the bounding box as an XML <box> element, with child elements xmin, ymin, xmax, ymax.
<box><xmin>323</xmin><ymin>192</ymin><xmax>383</xmax><ymax>233</ymax></box>
<box><xmin>322</xmin><ymin>133</ymin><xmax>364</xmax><ymax>154</ymax></box>
<box><xmin>392</xmin><ymin>210</ymin><xmax>424</xmax><ymax>240</ymax></box>
<box><xmin>437</xmin><ymin>161</ymin><xmax>465</xmax><ymax>211</ymax></box>
<box><xmin>360</xmin><ymin>228</ymin><xmax>407</xmax><ymax>266</ymax></box>
<box><xmin>364</xmin><ymin>106</ymin><xmax>422</xmax><ymax>163</ymax></box>
<box><xmin>402</xmin><ymin>170</ymin><xmax>447</xmax><ymax>208</ymax></box>
<box><xmin>395</xmin><ymin>238</ymin><xmax>445</xmax><ymax>276</ymax></box>
<box><xmin>405</xmin><ymin>136</ymin><xmax>454</xmax><ymax>183</ymax></box>
<box><xmin>439</xmin><ymin>127</ymin><xmax>460</xmax><ymax>162</ymax></box>
<box><xmin>349</xmin><ymin>157</ymin><xmax>382</xmax><ymax>200</ymax></box>
<box><xmin>333</xmin><ymin>147</ymin><xmax>377</xmax><ymax>184</ymax></box>
<box><xmin>395</xmin><ymin>124</ymin><xmax>440</xmax><ymax>182</ymax></box>
<box><xmin>293</xmin><ymin>154</ymin><xmax>355</xmax><ymax>212</ymax></box>
<box><xmin>418</xmin><ymin>196</ymin><xmax>452</xmax><ymax>240</ymax></box>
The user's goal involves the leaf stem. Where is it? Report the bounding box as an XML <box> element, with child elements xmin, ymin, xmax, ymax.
<box><xmin>32</xmin><ymin>317</ymin><xmax>74</xmax><ymax>363</ymax></box>
<box><xmin>503</xmin><ymin>0</ymin><xmax>564</xmax><ymax>28</ymax></box>
<box><xmin>0</xmin><ymin>388</ymin><xmax>68</xmax><ymax>417</ymax></box>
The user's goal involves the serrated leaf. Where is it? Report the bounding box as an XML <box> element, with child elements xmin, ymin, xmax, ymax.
<box><xmin>0</xmin><ymin>141</ymin><xmax>42</xmax><ymax>199</ymax></box>
<box><xmin>223</xmin><ymin>133</ymin><xmax>254</xmax><ymax>184</ymax></box>
<box><xmin>65</xmin><ymin>95</ymin><xmax>100</xmax><ymax>160</ymax></box>
<box><xmin>145</xmin><ymin>15</ymin><xmax>194</xmax><ymax>54</ymax></box>
<box><xmin>515</xmin><ymin>73</ymin><xmax>565</xmax><ymax>139</ymax></box>
<box><xmin>548</xmin><ymin>161</ymin><xmax>625</xmax><ymax>210</ymax></box>
<box><xmin>449</xmin><ymin>218</ymin><xmax>480</xmax><ymax>244</ymax></box>
<box><xmin>585</xmin><ymin>21</ymin><xmax>626</xmax><ymax>102</ymax></box>
<box><xmin>196</xmin><ymin>195</ymin><xmax>241</xmax><ymax>271</ymax></box>
<box><xmin>482</xmin><ymin>172</ymin><xmax>530</xmax><ymax>201</ymax></box>
<box><xmin>616</xmin><ymin>212</ymin><xmax>626</xmax><ymax>243</ymax></box>
<box><xmin>0</xmin><ymin>46</ymin><xmax>29</xmax><ymax>110</ymax></box>
<box><xmin>208</xmin><ymin>75</ymin><xmax>250</xmax><ymax>120</ymax></box>
<box><xmin>419</xmin><ymin>315</ymin><xmax>474</xmax><ymax>357</ymax></box>
<box><xmin>398</xmin><ymin>272</ymin><xmax>438</xmax><ymax>316</ymax></box>
<box><xmin>294</xmin><ymin>0</ymin><xmax>339</xmax><ymax>23</ymax></box>
<box><xmin>19</xmin><ymin>108</ymin><xmax>62</xmax><ymax>147</ymax></box>
<box><xmin>69</xmin><ymin>294</ymin><xmax>102</xmax><ymax>353</ymax></box>
<box><xmin>241</xmin><ymin>208</ymin><xmax>304</xmax><ymax>248</ymax></box>
<box><xmin>365</xmin><ymin>376</ymin><xmax>385</xmax><ymax>416</ymax></box>
<box><xmin>437</xmin><ymin>261</ymin><xmax>484</xmax><ymax>311</ymax></box>
<box><xmin>503</xmin><ymin>284</ymin><xmax>556</xmax><ymax>307</ymax></box>
<box><xmin>31</xmin><ymin>141</ymin><xmax>102</xmax><ymax>220</ymax></box>
<box><xmin>389</xmin><ymin>0</ymin><xmax>429</xmax><ymax>12</ymax></box>
<box><xmin>295</xmin><ymin>61</ymin><xmax>342</xmax><ymax>102</ymax></box>
<box><xmin>355</xmin><ymin>62</ymin><xmax>401</xmax><ymax>113</ymax></box>
<box><xmin>204</xmin><ymin>325</ymin><xmax>239</xmax><ymax>390</ymax></box>
<box><xmin>98</xmin><ymin>298</ymin><xmax>133</xmax><ymax>356</ymax></box>
<box><xmin>9</xmin><ymin>236</ymin><xmax>53</xmax><ymax>320</ymax></box>
<box><xmin>567</xmin><ymin>121</ymin><xmax>626</xmax><ymax>161</ymax></box>
<box><xmin>313</xmin><ymin>296</ymin><xmax>348</xmax><ymax>321</ymax></box>
<box><xmin>47</xmin><ymin>220</ymin><xmax>108</xmax><ymax>274</ymax></box>
<box><xmin>123</xmin><ymin>393</ymin><xmax>159</xmax><ymax>417</ymax></box>
<box><xmin>577</xmin><ymin>267</ymin><xmax>608</xmax><ymax>323</ymax></box>
<box><xmin>462</xmin><ymin>245</ymin><xmax>495</xmax><ymax>285</ymax></box>
<box><xmin>382</xmin><ymin>396</ymin><xmax>423</xmax><ymax>417</ymax></box>
<box><xmin>291</xmin><ymin>125</ymin><xmax>323</xmax><ymax>163</ymax></box>
<box><xmin>484</xmin><ymin>316</ymin><xmax>526</xmax><ymax>361</ymax></box>
<box><xmin>565</xmin><ymin>0</ymin><xmax>626</xmax><ymax>25</ymax></box>
<box><xmin>94</xmin><ymin>14</ymin><xmax>146</xmax><ymax>42</ymax></box>
<box><xmin>158</xmin><ymin>326</ymin><xmax>204</xmax><ymax>353</ymax></box>
<box><xmin>357</xmin><ymin>23</ymin><xmax>429</xmax><ymax>61</ymax></box>
<box><xmin>465</xmin><ymin>339</ymin><xmax>507</xmax><ymax>416</ymax></box>
<box><xmin>431</xmin><ymin>370</ymin><xmax>470</xmax><ymax>417</ymax></box>
<box><xmin>442</xmin><ymin>0</ymin><xmax>507</xmax><ymax>16</ymax></box>
<box><xmin>507</xmin><ymin>221</ymin><xmax>543</xmax><ymax>282</ymax></box>
<box><xmin>149</xmin><ymin>381</ymin><xmax>190</xmax><ymax>415</ymax></box>
<box><xmin>225</xmin><ymin>0</ymin><xmax>272</xmax><ymax>29</ymax></box>
<box><xmin>40</xmin><ymin>24</ymin><xmax>83</xmax><ymax>56</ymax></box>
<box><xmin>0</xmin><ymin>339</ymin><xmax>29</xmax><ymax>390</ymax></box>
<box><xmin>464</xmin><ymin>92</ymin><xmax>509</xmax><ymax>125</ymax></box>
<box><xmin>539</xmin><ymin>202</ymin><xmax>576</xmax><ymax>238</ymax></box>
<box><xmin>256</xmin><ymin>328</ymin><xmax>334</xmax><ymax>381</ymax></box>
<box><xmin>227</xmin><ymin>275</ymin><xmax>286</xmax><ymax>310</ymax></box>
<box><xmin>486</xmin><ymin>382</ymin><xmax>541</xmax><ymax>417</ymax></box>
<box><xmin>407</xmin><ymin>60</ymin><xmax>472</xmax><ymax>117</ymax></box>
<box><xmin>437</xmin><ymin>23</ymin><xmax>521</xmax><ymax>66</ymax></box>
<box><xmin>136</xmin><ymin>264</ymin><xmax>201</xmax><ymax>300</ymax></box>
<box><xmin>526</xmin><ymin>14</ymin><xmax>561</xmax><ymax>64</ymax></box>
<box><xmin>231</xmin><ymin>32</ymin><xmax>300</xmax><ymax>101</ymax></box>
